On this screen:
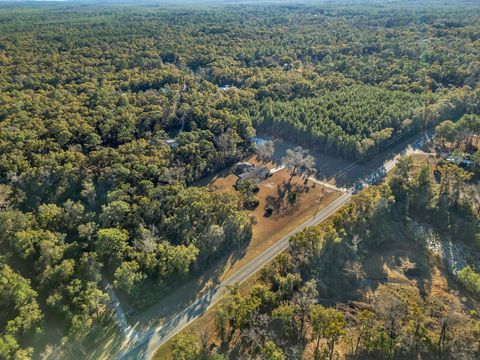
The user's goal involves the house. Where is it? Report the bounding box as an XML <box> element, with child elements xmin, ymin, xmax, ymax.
<box><xmin>446</xmin><ymin>154</ymin><xmax>473</xmax><ymax>168</ymax></box>
<box><xmin>234</xmin><ymin>162</ymin><xmax>255</xmax><ymax>175</ymax></box>
<box><xmin>252</xmin><ymin>137</ymin><xmax>267</xmax><ymax>146</ymax></box>
<box><xmin>234</xmin><ymin>162</ymin><xmax>271</xmax><ymax>181</ymax></box>
<box><xmin>165</xmin><ymin>139</ymin><xmax>178</xmax><ymax>148</ymax></box>
<box><xmin>237</xmin><ymin>167</ymin><xmax>271</xmax><ymax>181</ymax></box>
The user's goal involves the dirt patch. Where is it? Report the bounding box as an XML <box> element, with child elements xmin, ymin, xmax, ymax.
<box><xmin>198</xmin><ymin>155</ymin><xmax>340</xmax><ymax>280</ymax></box>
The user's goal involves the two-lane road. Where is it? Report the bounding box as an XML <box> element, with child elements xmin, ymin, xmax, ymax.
<box><xmin>121</xmin><ymin>192</ymin><xmax>352</xmax><ymax>359</ymax></box>
<box><xmin>120</xmin><ymin>131</ymin><xmax>434</xmax><ymax>359</ymax></box>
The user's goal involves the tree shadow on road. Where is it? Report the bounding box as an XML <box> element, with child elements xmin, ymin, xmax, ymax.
<box><xmin>128</xmin><ymin>232</ymin><xmax>251</xmax><ymax>331</ymax></box>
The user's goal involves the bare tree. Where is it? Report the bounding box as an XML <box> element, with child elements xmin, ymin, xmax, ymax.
<box><xmin>134</xmin><ymin>225</ymin><xmax>158</xmax><ymax>253</ymax></box>
<box><xmin>344</xmin><ymin>260</ymin><xmax>366</xmax><ymax>282</ymax></box>
<box><xmin>255</xmin><ymin>140</ymin><xmax>275</xmax><ymax>163</ymax></box>
<box><xmin>217</xmin><ymin>131</ymin><xmax>238</xmax><ymax>157</ymax></box>
<box><xmin>292</xmin><ymin>280</ymin><xmax>318</xmax><ymax>339</ymax></box>
<box><xmin>239</xmin><ymin>312</ymin><xmax>271</xmax><ymax>356</ymax></box>
<box><xmin>282</xmin><ymin>146</ymin><xmax>316</xmax><ymax>180</ymax></box>
<box><xmin>349</xmin><ymin>234</ymin><xmax>362</xmax><ymax>254</ymax></box>
<box><xmin>437</xmin><ymin>306</ymin><xmax>463</xmax><ymax>355</ymax></box>
<box><xmin>379</xmin><ymin>294</ymin><xmax>408</xmax><ymax>358</ymax></box>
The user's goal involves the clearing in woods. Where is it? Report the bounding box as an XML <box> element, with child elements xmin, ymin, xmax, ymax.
<box><xmin>99</xmin><ymin>154</ymin><xmax>342</xmax><ymax>360</ymax></box>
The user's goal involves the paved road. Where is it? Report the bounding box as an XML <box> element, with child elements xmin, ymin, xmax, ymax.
<box><xmin>103</xmin><ymin>280</ymin><xmax>141</xmax><ymax>342</ymax></box>
<box><xmin>120</xmin><ymin>192</ymin><xmax>352</xmax><ymax>359</ymax></box>
<box><xmin>118</xmin><ymin>131</ymin><xmax>435</xmax><ymax>359</ymax></box>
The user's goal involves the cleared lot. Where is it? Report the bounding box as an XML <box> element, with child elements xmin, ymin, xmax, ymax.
<box><xmin>199</xmin><ymin>154</ymin><xmax>341</xmax><ymax>278</ymax></box>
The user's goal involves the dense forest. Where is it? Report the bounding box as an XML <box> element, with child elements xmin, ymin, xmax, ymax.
<box><xmin>0</xmin><ymin>0</ymin><xmax>479</xmax><ymax>358</ymax></box>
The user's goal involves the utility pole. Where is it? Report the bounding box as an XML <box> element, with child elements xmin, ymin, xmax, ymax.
<box><xmin>315</xmin><ymin>184</ymin><xmax>325</xmax><ymax>216</ymax></box>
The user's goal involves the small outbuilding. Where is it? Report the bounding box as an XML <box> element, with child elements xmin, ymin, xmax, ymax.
<box><xmin>219</xmin><ymin>84</ymin><xmax>234</xmax><ymax>91</ymax></box>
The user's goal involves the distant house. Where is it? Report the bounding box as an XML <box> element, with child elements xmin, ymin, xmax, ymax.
<box><xmin>165</xmin><ymin>139</ymin><xmax>178</xmax><ymax>148</ymax></box>
<box><xmin>445</xmin><ymin>153</ymin><xmax>473</xmax><ymax>168</ymax></box>
<box><xmin>252</xmin><ymin>137</ymin><xmax>267</xmax><ymax>146</ymax></box>
<box><xmin>447</xmin><ymin>157</ymin><xmax>473</xmax><ymax>167</ymax></box>
<box><xmin>219</xmin><ymin>85</ymin><xmax>231</xmax><ymax>91</ymax></box>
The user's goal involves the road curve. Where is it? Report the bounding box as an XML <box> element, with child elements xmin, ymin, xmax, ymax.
<box><xmin>121</xmin><ymin>192</ymin><xmax>352</xmax><ymax>360</ymax></box>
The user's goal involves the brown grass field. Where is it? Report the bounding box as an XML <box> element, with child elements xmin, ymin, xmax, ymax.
<box><xmin>134</xmin><ymin>156</ymin><xmax>341</xmax><ymax>327</ymax></box>
<box><xmin>199</xmin><ymin>155</ymin><xmax>341</xmax><ymax>280</ymax></box>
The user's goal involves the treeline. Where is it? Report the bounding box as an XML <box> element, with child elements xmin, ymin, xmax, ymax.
<box><xmin>254</xmin><ymin>85</ymin><xmax>425</xmax><ymax>159</ymax></box>
<box><xmin>253</xmin><ymin>87</ymin><xmax>480</xmax><ymax>160</ymax></box>
<box><xmin>0</xmin><ymin>3</ymin><xmax>479</xmax><ymax>167</ymax></box>
<box><xmin>175</xmin><ymin>156</ymin><xmax>480</xmax><ymax>360</ymax></box>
